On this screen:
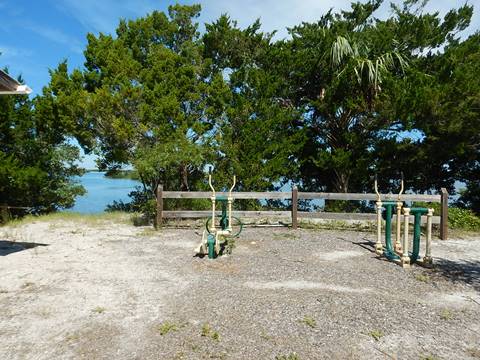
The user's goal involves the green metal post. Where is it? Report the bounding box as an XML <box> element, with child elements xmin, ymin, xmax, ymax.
<box><xmin>383</xmin><ymin>202</ymin><xmax>400</xmax><ymax>260</ymax></box>
<box><xmin>409</xmin><ymin>208</ymin><xmax>428</xmax><ymax>263</ymax></box>
<box><xmin>207</xmin><ymin>234</ymin><xmax>216</xmax><ymax>259</ymax></box>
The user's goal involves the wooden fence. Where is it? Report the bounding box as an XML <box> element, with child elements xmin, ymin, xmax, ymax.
<box><xmin>155</xmin><ymin>186</ymin><xmax>449</xmax><ymax>240</ymax></box>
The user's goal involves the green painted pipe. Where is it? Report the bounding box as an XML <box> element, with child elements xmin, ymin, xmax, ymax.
<box><xmin>409</xmin><ymin>207</ymin><xmax>428</xmax><ymax>263</ymax></box>
<box><xmin>207</xmin><ymin>234</ymin><xmax>216</xmax><ymax>259</ymax></box>
<box><xmin>383</xmin><ymin>202</ymin><xmax>400</xmax><ymax>260</ymax></box>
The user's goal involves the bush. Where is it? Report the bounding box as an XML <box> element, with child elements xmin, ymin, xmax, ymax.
<box><xmin>448</xmin><ymin>207</ymin><xmax>480</xmax><ymax>231</ymax></box>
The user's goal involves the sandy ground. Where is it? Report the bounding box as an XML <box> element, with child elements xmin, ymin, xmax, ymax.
<box><xmin>1</xmin><ymin>218</ymin><xmax>479</xmax><ymax>360</ymax></box>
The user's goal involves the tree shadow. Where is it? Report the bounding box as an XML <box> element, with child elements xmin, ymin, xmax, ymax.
<box><xmin>0</xmin><ymin>240</ymin><xmax>48</xmax><ymax>256</ymax></box>
<box><xmin>431</xmin><ymin>258</ymin><xmax>480</xmax><ymax>292</ymax></box>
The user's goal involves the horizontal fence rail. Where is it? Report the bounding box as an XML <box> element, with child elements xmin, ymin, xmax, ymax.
<box><xmin>162</xmin><ymin>210</ymin><xmax>440</xmax><ymax>224</ymax></box>
<box><xmin>161</xmin><ymin>191</ymin><xmax>441</xmax><ymax>202</ymax></box>
<box><xmin>155</xmin><ymin>186</ymin><xmax>449</xmax><ymax>239</ymax></box>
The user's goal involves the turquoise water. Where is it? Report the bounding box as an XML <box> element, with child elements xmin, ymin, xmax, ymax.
<box><xmin>69</xmin><ymin>171</ymin><xmax>140</xmax><ymax>213</ymax></box>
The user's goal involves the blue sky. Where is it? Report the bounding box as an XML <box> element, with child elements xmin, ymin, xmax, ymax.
<box><xmin>1</xmin><ymin>0</ymin><xmax>478</xmax><ymax>168</ymax></box>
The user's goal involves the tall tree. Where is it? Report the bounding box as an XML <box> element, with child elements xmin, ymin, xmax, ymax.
<box><xmin>46</xmin><ymin>5</ymin><xmax>230</xmax><ymax>196</ymax></box>
<box><xmin>0</xmin><ymin>70</ymin><xmax>84</xmax><ymax>214</ymax></box>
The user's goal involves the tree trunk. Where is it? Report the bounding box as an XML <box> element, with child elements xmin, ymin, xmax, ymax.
<box><xmin>179</xmin><ymin>164</ymin><xmax>189</xmax><ymax>191</ymax></box>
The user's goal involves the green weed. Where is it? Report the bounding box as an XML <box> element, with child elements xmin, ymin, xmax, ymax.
<box><xmin>368</xmin><ymin>330</ymin><xmax>384</xmax><ymax>341</ymax></box>
<box><xmin>92</xmin><ymin>306</ymin><xmax>106</xmax><ymax>314</ymax></box>
<box><xmin>415</xmin><ymin>273</ymin><xmax>430</xmax><ymax>283</ymax></box>
<box><xmin>158</xmin><ymin>321</ymin><xmax>178</xmax><ymax>335</ymax></box>
<box><xmin>201</xmin><ymin>323</ymin><xmax>220</xmax><ymax>341</ymax></box>
<box><xmin>300</xmin><ymin>316</ymin><xmax>316</xmax><ymax>328</ymax></box>
<box><xmin>439</xmin><ymin>309</ymin><xmax>453</xmax><ymax>320</ymax></box>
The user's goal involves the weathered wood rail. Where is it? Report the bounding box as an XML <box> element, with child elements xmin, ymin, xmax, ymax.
<box><xmin>155</xmin><ymin>186</ymin><xmax>449</xmax><ymax>240</ymax></box>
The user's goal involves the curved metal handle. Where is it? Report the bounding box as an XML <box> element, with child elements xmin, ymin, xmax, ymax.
<box><xmin>229</xmin><ymin>175</ymin><xmax>236</xmax><ymax>196</ymax></box>
<box><xmin>208</xmin><ymin>173</ymin><xmax>215</xmax><ymax>194</ymax></box>
<box><xmin>398</xmin><ymin>171</ymin><xmax>404</xmax><ymax>200</ymax></box>
<box><xmin>374</xmin><ymin>174</ymin><xmax>380</xmax><ymax>199</ymax></box>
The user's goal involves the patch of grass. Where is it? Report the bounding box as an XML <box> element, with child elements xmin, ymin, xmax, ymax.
<box><xmin>158</xmin><ymin>321</ymin><xmax>178</xmax><ymax>335</ymax></box>
<box><xmin>5</xmin><ymin>211</ymin><xmax>134</xmax><ymax>228</ymax></box>
<box><xmin>273</xmin><ymin>232</ymin><xmax>299</xmax><ymax>240</ymax></box>
<box><xmin>275</xmin><ymin>353</ymin><xmax>300</xmax><ymax>360</ymax></box>
<box><xmin>439</xmin><ymin>309</ymin><xmax>454</xmax><ymax>320</ymax></box>
<box><xmin>420</xmin><ymin>356</ymin><xmax>439</xmax><ymax>360</ymax></box>
<box><xmin>201</xmin><ymin>323</ymin><xmax>212</xmax><ymax>337</ymax></box>
<box><xmin>211</xmin><ymin>331</ymin><xmax>220</xmax><ymax>341</ymax></box>
<box><xmin>368</xmin><ymin>330</ymin><xmax>384</xmax><ymax>341</ymax></box>
<box><xmin>92</xmin><ymin>306</ymin><xmax>106</xmax><ymax>314</ymax></box>
<box><xmin>414</xmin><ymin>273</ymin><xmax>430</xmax><ymax>283</ymax></box>
<box><xmin>138</xmin><ymin>227</ymin><xmax>157</xmax><ymax>237</ymax></box>
<box><xmin>201</xmin><ymin>323</ymin><xmax>220</xmax><ymax>341</ymax></box>
<box><xmin>299</xmin><ymin>316</ymin><xmax>316</xmax><ymax>328</ymax></box>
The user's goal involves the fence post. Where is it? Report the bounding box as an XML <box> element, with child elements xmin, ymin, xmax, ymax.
<box><xmin>292</xmin><ymin>186</ymin><xmax>298</xmax><ymax>229</ymax></box>
<box><xmin>440</xmin><ymin>188</ymin><xmax>448</xmax><ymax>240</ymax></box>
<box><xmin>155</xmin><ymin>185</ymin><xmax>163</xmax><ymax>230</ymax></box>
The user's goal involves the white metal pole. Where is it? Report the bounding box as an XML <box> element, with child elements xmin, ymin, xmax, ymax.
<box><xmin>423</xmin><ymin>208</ymin><xmax>434</xmax><ymax>265</ymax></box>
<box><xmin>401</xmin><ymin>207</ymin><xmax>411</xmax><ymax>268</ymax></box>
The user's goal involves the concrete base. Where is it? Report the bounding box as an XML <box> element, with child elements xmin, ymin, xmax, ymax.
<box><xmin>401</xmin><ymin>256</ymin><xmax>410</xmax><ymax>268</ymax></box>
<box><xmin>423</xmin><ymin>256</ymin><xmax>433</xmax><ymax>264</ymax></box>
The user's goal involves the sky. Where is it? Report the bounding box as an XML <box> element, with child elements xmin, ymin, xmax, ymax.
<box><xmin>1</xmin><ymin>0</ymin><xmax>479</xmax><ymax>168</ymax></box>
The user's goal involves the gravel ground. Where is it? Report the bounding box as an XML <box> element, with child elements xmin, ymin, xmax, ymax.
<box><xmin>1</xmin><ymin>218</ymin><xmax>479</xmax><ymax>360</ymax></box>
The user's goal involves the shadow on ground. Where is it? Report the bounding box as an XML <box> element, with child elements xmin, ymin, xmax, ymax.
<box><xmin>0</xmin><ymin>240</ymin><xmax>48</xmax><ymax>256</ymax></box>
<box><xmin>432</xmin><ymin>258</ymin><xmax>480</xmax><ymax>291</ymax></box>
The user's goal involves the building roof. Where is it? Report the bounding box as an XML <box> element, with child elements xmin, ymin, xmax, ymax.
<box><xmin>0</xmin><ymin>69</ymin><xmax>32</xmax><ymax>95</ymax></box>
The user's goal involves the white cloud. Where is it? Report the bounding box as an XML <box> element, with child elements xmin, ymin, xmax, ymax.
<box><xmin>0</xmin><ymin>45</ymin><xmax>33</xmax><ymax>59</ymax></box>
<box><xmin>55</xmin><ymin>0</ymin><xmax>161</xmax><ymax>34</ymax></box>
<box><xmin>25</xmin><ymin>24</ymin><xmax>84</xmax><ymax>54</ymax></box>
<box><xmin>54</xmin><ymin>0</ymin><xmax>478</xmax><ymax>39</ymax></box>
<box><xmin>197</xmin><ymin>0</ymin><xmax>478</xmax><ymax>39</ymax></box>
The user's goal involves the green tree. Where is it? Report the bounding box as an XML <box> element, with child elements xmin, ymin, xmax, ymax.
<box><xmin>203</xmin><ymin>16</ymin><xmax>305</xmax><ymax>193</ymax></box>
<box><xmin>0</xmin><ymin>70</ymin><xmax>84</xmax><ymax>215</ymax></box>
<box><xmin>45</xmin><ymin>5</ymin><xmax>230</xmax><ymax>198</ymax></box>
<box><xmin>276</xmin><ymin>0</ymin><xmax>473</xmax><ymax>197</ymax></box>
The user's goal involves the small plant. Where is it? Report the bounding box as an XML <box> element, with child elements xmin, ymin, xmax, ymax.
<box><xmin>211</xmin><ymin>331</ymin><xmax>220</xmax><ymax>341</ymax></box>
<box><xmin>368</xmin><ymin>330</ymin><xmax>384</xmax><ymax>341</ymax></box>
<box><xmin>439</xmin><ymin>309</ymin><xmax>453</xmax><ymax>320</ymax></box>
<box><xmin>300</xmin><ymin>316</ymin><xmax>316</xmax><ymax>328</ymax></box>
<box><xmin>158</xmin><ymin>321</ymin><xmax>178</xmax><ymax>335</ymax></box>
<box><xmin>92</xmin><ymin>306</ymin><xmax>106</xmax><ymax>314</ymax></box>
<box><xmin>201</xmin><ymin>323</ymin><xmax>220</xmax><ymax>341</ymax></box>
<box><xmin>415</xmin><ymin>273</ymin><xmax>430</xmax><ymax>283</ymax></box>
<box><xmin>276</xmin><ymin>353</ymin><xmax>300</xmax><ymax>360</ymax></box>
<box><xmin>201</xmin><ymin>323</ymin><xmax>212</xmax><ymax>337</ymax></box>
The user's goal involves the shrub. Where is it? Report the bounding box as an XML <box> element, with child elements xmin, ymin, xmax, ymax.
<box><xmin>448</xmin><ymin>207</ymin><xmax>480</xmax><ymax>231</ymax></box>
